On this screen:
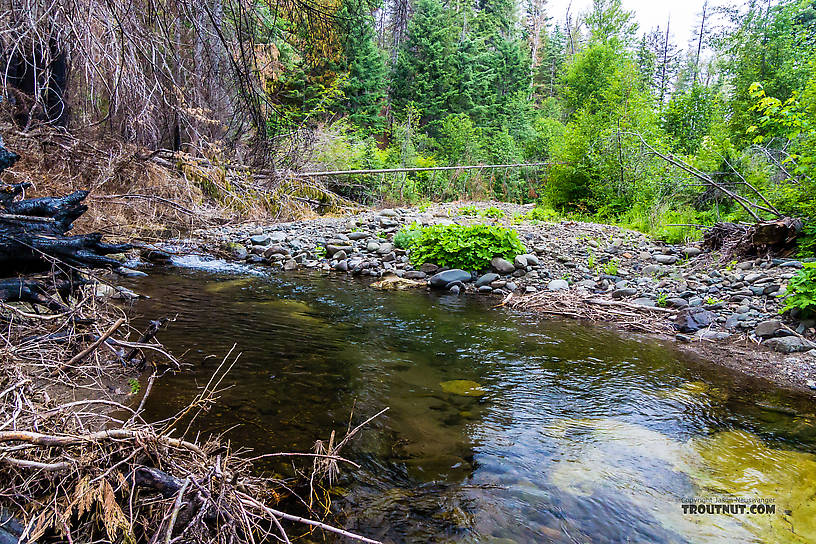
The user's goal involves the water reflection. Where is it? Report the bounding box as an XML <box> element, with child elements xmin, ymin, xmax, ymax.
<box><xmin>124</xmin><ymin>267</ymin><xmax>816</xmax><ymax>543</ymax></box>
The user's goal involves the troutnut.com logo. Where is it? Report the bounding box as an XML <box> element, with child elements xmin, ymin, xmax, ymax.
<box><xmin>681</xmin><ymin>497</ymin><xmax>776</xmax><ymax>515</ymax></box>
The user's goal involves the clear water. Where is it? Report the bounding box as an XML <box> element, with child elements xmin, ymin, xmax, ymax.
<box><xmin>123</xmin><ymin>264</ymin><xmax>816</xmax><ymax>544</ymax></box>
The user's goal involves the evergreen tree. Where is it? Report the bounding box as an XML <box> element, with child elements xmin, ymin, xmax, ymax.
<box><xmin>338</xmin><ymin>0</ymin><xmax>387</xmax><ymax>131</ymax></box>
<box><xmin>391</xmin><ymin>0</ymin><xmax>459</xmax><ymax>133</ymax></box>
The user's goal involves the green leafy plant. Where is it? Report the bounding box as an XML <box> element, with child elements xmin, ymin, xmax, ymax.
<box><xmin>481</xmin><ymin>206</ymin><xmax>506</xmax><ymax>219</ymax></box>
<box><xmin>603</xmin><ymin>258</ymin><xmax>619</xmax><ymax>276</ymax></box>
<box><xmin>128</xmin><ymin>378</ymin><xmax>141</xmax><ymax>395</ymax></box>
<box><xmin>407</xmin><ymin>224</ymin><xmax>526</xmax><ymax>270</ymax></box>
<box><xmin>782</xmin><ymin>263</ymin><xmax>816</xmax><ymax>315</ymax></box>
<box><xmin>459</xmin><ymin>205</ymin><xmax>479</xmax><ymax>216</ymax></box>
<box><xmin>587</xmin><ymin>251</ymin><xmax>596</xmax><ymax>270</ymax></box>
<box><xmin>656</xmin><ymin>293</ymin><xmax>668</xmax><ymax>307</ymax></box>
<box><xmin>526</xmin><ymin>206</ymin><xmax>560</xmax><ymax>222</ymax></box>
<box><xmin>314</xmin><ymin>245</ymin><xmax>327</xmax><ymax>258</ymax></box>
<box><xmin>394</xmin><ymin>222</ymin><xmax>423</xmax><ymax>249</ymax></box>
<box><xmin>797</xmin><ymin>225</ymin><xmax>816</xmax><ymax>258</ymax></box>
<box><xmin>705</xmin><ymin>296</ymin><xmax>723</xmax><ymax>305</ymax></box>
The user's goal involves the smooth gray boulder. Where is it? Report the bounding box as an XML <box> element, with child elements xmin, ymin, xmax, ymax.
<box><xmin>429</xmin><ymin>269</ymin><xmax>471</xmax><ymax>288</ymax></box>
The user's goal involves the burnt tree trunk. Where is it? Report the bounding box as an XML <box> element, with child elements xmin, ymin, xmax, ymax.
<box><xmin>0</xmin><ymin>139</ymin><xmax>132</xmax><ymax>309</ymax></box>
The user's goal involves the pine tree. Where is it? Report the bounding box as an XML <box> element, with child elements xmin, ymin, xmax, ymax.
<box><xmin>338</xmin><ymin>0</ymin><xmax>387</xmax><ymax>131</ymax></box>
<box><xmin>391</xmin><ymin>0</ymin><xmax>459</xmax><ymax>133</ymax></box>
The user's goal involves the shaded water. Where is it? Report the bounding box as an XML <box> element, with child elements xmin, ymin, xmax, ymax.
<box><xmin>124</xmin><ymin>263</ymin><xmax>816</xmax><ymax>544</ymax></box>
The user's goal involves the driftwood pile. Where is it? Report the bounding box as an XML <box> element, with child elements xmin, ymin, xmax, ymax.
<box><xmin>702</xmin><ymin>217</ymin><xmax>804</xmax><ymax>258</ymax></box>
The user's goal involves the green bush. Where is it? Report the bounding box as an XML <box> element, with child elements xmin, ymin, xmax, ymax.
<box><xmin>459</xmin><ymin>205</ymin><xmax>479</xmax><ymax>216</ymax></box>
<box><xmin>481</xmin><ymin>206</ymin><xmax>506</xmax><ymax>219</ymax></box>
<box><xmin>394</xmin><ymin>223</ymin><xmax>423</xmax><ymax>249</ymax></box>
<box><xmin>782</xmin><ymin>263</ymin><xmax>816</xmax><ymax>315</ymax></box>
<box><xmin>797</xmin><ymin>225</ymin><xmax>816</xmax><ymax>258</ymax></box>
<box><xmin>526</xmin><ymin>206</ymin><xmax>560</xmax><ymax>221</ymax></box>
<box><xmin>407</xmin><ymin>224</ymin><xmax>526</xmax><ymax>270</ymax></box>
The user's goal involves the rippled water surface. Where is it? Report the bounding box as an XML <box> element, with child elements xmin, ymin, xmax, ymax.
<box><xmin>124</xmin><ymin>263</ymin><xmax>816</xmax><ymax>544</ymax></box>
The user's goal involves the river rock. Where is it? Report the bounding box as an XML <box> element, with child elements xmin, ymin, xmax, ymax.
<box><xmin>476</xmin><ymin>273</ymin><xmax>500</xmax><ymax>287</ymax></box>
<box><xmin>228</xmin><ymin>243</ymin><xmax>247</xmax><ymax>260</ymax></box>
<box><xmin>764</xmin><ymin>336</ymin><xmax>813</xmax><ymax>353</ymax></box>
<box><xmin>263</xmin><ymin>245</ymin><xmax>289</xmax><ymax>257</ymax></box>
<box><xmin>333</xmin><ymin>260</ymin><xmax>349</xmax><ymax>272</ymax></box>
<box><xmin>641</xmin><ymin>264</ymin><xmax>661</xmax><ymax>276</ymax></box>
<box><xmin>632</xmin><ymin>297</ymin><xmax>656</xmax><ymax>307</ymax></box>
<box><xmin>250</xmin><ymin>233</ymin><xmax>270</xmax><ymax>246</ymax></box>
<box><xmin>675</xmin><ymin>308</ymin><xmax>716</xmax><ymax>333</ymax></box>
<box><xmin>522</xmin><ymin>253</ymin><xmax>540</xmax><ymax>266</ymax></box>
<box><xmin>326</xmin><ymin>244</ymin><xmax>351</xmax><ymax>257</ymax></box>
<box><xmin>347</xmin><ymin>231</ymin><xmax>369</xmax><ymax>240</ymax></box>
<box><xmin>420</xmin><ymin>263</ymin><xmax>440</xmax><ymax>274</ymax></box>
<box><xmin>755</xmin><ymin>319</ymin><xmax>783</xmax><ymax>338</ymax></box>
<box><xmin>547</xmin><ymin>279</ymin><xmax>569</xmax><ymax>291</ymax></box>
<box><xmin>429</xmin><ymin>269</ymin><xmax>471</xmax><ymax>288</ymax></box>
<box><xmin>283</xmin><ymin>259</ymin><xmax>298</xmax><ymax>271</ymax></box>
<box><xmin>440</xmin><ymin>379</ymin><xmax>486</xmax><ymax>397</ymax></box>
<box><xmin>367</xmin><ymin>241</ymin><xmax>380</xmax><ymax>252</ymax></box>
<box><xmin>682</xmin><ymin>247</ymin><xmax>702</xmax><ymax>257</ymax></box>
<box><xmin>654</xmin><ymin>255</ymin><xmax>677</xmax><ymax>265</ymax></box>
<box><xmin>377</xmin><ymin>243</ymin><xmax>394</xmax><ymax>255</ymax></box>
<box><xmin>403</xmin><ymin>270</ymin><xmax>427</xmax><ymax>280</ymax></box>
<box><xmin>611</xmin><ymin>287</ymin><xmax>637</xmax><ymax>299</ymax></box>
<box><xmin>514</xmin><ymin>255</ymin><xmax>528</xmax><ymax>268</ymax></box>
<box><xmin>379</xmin><ymin>208</ymin><xmax>398</xmax><ymax>217</ymax></box>
<box><xmin>491</xmin><ymin>257</ymin><xmax>515</xmax><ymax>274</ymax></box>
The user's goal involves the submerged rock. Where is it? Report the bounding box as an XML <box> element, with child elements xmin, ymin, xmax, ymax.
<box><xmin>440</xmin><ymin>380</ymin><xmax>486</xmax><ymax>397</ymax></box>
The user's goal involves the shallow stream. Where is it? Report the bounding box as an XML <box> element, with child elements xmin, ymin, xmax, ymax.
<box><xmin>124</xmin><ymin>261</ymin><xmax>816</xmax><ymax>544</ymax></box>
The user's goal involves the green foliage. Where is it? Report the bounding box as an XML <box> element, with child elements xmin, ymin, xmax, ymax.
<box><xmin>393</xmin><ymin>223</ymin><xmax>423</xmax><ymax>249</ymax></box>
<box><xmin>459</xmin><ymin>205</ymin><xmax>479</xmax><ymax>216</ymax></box>
<box><xmin>656</xmin><ymin>293</ymin><xmax>668</xmax><ymax>307</ymax></box>
<box><xmin>481</xmin><ymin>206</ymin><xmax>506</xmax><ymax>219</ymax></box>
<box><xmin>603</xmin><ymin>258</ymin><xmax>619</xmax><ymax>276</ymax></box>
<box><xmin>526</xmin><ymin>206</ymin><xmax>560</xmax><ymax>221</ymax></box>
<box><xmin>782</xmin><ymin>263</ymin><xmax>816</xmax><ymax>316</ymax></box>
<box><xmin>128</xmin><ymin>378</ymin><xmax>141</xmax><ymax>395</ymax></box>
<box><xmin>798</xmin><ymin>225</ymin><xmax>816</xmax><ymax>258</ymax></box>
<box><xmin>407</xmin><ymin>224</ymin><xmax>526</xmax><ymax>270</ymax></box>
<box><xmin>662</xmin><ymin>85</ymin><xmax>724</xmax><ymax>154</ymax></box>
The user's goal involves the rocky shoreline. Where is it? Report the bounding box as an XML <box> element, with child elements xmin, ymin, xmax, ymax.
<box><xmin>193</xmin><ymin>201</ymin><xmax>816</xmax><ymax>396</ymax></box>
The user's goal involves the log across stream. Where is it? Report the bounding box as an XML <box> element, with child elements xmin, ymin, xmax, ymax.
<box><xmin>122</xmin><ymin>265</ymin><xmax>816</xmax><ymax>544</ymax></box>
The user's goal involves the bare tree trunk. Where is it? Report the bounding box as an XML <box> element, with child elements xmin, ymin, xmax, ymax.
<box><xmin>659</xmin><ymin>17</ymin><xmax>670</xmax><ymax>103</ymax></box>
<box><xmin>693</xmin><ymin>1</ymin><xmax>707</xmax><ymax>85</ymax></box>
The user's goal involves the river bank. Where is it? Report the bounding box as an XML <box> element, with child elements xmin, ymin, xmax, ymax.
<box><xmin>183</xmin><ymin>201</ymin><xmax>816</xmax><ymax>396</ymax></box>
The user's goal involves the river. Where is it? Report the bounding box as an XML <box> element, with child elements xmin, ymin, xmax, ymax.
<box><xmin>123</xmin><ymin>260</ymin><xmax>816</xmax><ymax>544</ymax></box>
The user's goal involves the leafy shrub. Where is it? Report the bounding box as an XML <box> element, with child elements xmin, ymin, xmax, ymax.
<box><xmin>459</xmin><ymin>205</ymin><xmax>479</xmax><ymax>216</ymax></box>
<box><xmin>526</xmin><ymin>206</ymin><xmax>560</xmax><ymax>221</ymax></box>
<box><xmin>797</xmin><ymin>225</ymin><xmax>816</xmax><ymax>258</ymax></box>
<box><xmin>394</xmin><ymin>223</ymin><xmax>423</xmax><ymax>249</ymax></box>
<box><xmin>782</xmin><ymin>263</ymin><xmax>816</xmax><ymax>315</ymax></box>
<box><xmin>481</xmin><ymin>206</ymin><xmax>506</xmax><ymax>219</ymax></box>
<box><xmin>408</xmin><ymin>224</ymin><xmax>526</xmax><ymax>270</ymax></box>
